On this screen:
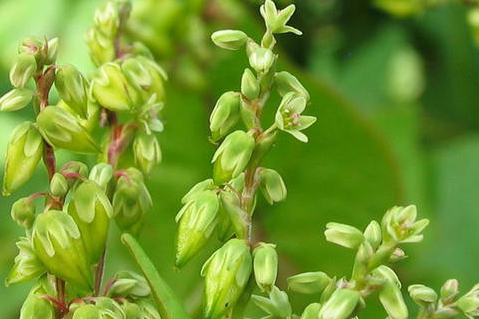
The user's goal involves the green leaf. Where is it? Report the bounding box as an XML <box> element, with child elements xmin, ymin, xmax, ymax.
<box><xmin>121</xmin><ymin>233</ymin><xmax>191</xmax><ymax>319</ymax></box>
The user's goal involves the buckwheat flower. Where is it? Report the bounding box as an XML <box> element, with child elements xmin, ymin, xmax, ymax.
<box><xmin>275</xmin><ymin>92</ymin><xmax>316</xmax><ymax>143</ymax></box>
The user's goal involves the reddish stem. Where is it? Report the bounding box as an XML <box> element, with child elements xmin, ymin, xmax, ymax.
<box><xmin>43</xmin><ymin>143</ymin><xmax>56</xmax><ymax>181</ymax></box>
<box><xmin>94</xmin><ymin>249</ymin><xmax>107</xmax><ymax>296</ymax></box>
<box><xmin>40</xmin><ymin>294</ymin><xmax>68</xmax><ymax>317</ymax></box>
<box><xmin>102</xmin><ymin>277</ymin><xmax>116</xmax><ymax>296</ymax></box>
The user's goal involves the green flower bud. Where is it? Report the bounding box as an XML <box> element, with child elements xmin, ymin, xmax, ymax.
<box><xmin>249</xmin><ymin>48</ymin><xmax>275</xmax><ymax>73</ymax></box>
<box><xmin>431</xmin><ymin>307</ymin><xmax>460</xmax><ymax>318</ymax></box>
<box><xmin>19</xmin><ymin>37</ymin><xmax>44</xmax><ymax>58</ymax></box>
<box><xmin>324</xmin><ymin>222</ymin><xmax>364</xmax><ymax>249</ymax></box>
<box><xmin>201</xmin><ymin>239</ymin><xmax>252</xmax><ymax>319</ymax></box>
<box><xmin>441</xmin><ymin>279</ymin><xmax>459</xmax><ymax>304</ymax></box>
<box><xmin>121</xmin><ymin>56</ymin><xmax>167</xmax><ymax>104</ymax></box>
<box><xmin>275</xmin><ymin>92</ymin><xmax>316</xmax><ymax>143</ymax></box>
<box><xmin>209</xmin><ymin>92</ymin><xmax>241</xmax><ymax>142</ymax></box>
<box><xmin>10</xmin><ymin>53</ymin><xmax>37</xmax><ymax>88</ymax></box>
<box><xmin>55</xmin><ymin>64</ymin><xmax>89</xmax><ymax>119</ymax></box>
<box><xmin>84</xmin><ymin>28</ymin><xmax>115</xmax><ymax>66</ymax></box>
<box><xmin>287</xmin><ymin>271</ymin><xmax>330</xmax><ymax>294</ymax></box>
<box><xmin>218</xmin><ymin>190</ymin><xmax>249</xmax><ymax>239</ymax></box>
<box><xmin>0</xmin><ymin>88</ymin><xmax>34</xmax><ymax>112</ymax></box>
<box><xmin>457</xmin><ymin>284</ymin><xmax>479</xmax><ymax>317</ymax></box>
<box><xmin>320</xmin><ymin>277</ymin><xmax>338</xmax><ymax>303</ymax></box>
<box><xmin>241</xmin><ymin>68</ymin><xmax>260</xmax><ymax>100</ymax></box>
<box><xmin>408</xmin><ymin>284</ymin><xmax>438</xmax><ymax>305</ymax></box>
<box><xmin>113</xmin><ymin>168</ymin><xmax>152</xmax><ymax>235</ymax></box>
<box><xmin>50</xmin><ymin>172</ymin><xmax>69</xmax><ymax>197</ymax></box>
<box><xmin>122</xmin><ymin>302</ymin><xmax>143</xmax><ymax>319</ymax></box>
<box><xmin>3</xmin><ymin>122</ymin><xmax>43</xmax><ymax>196</ymax></box>
<box><xmin>259</xmin><ymin>168</ymin><xmax>287</xmax><ymax>204</ymax></box>
<box><xmin>109</xmin><ymin>270</ymin><xmax>150</xmax><ymax>298</ymax></box>
<box><xmin>68</xmin><ymin>180</ymin><xmax>113</xmax><ymax>262</ymax></box>
<box><xmin>253</xmin><ymin>243</ymin><xmax>278</xmax><ymax>292</ymax></box>
<box><xmin>252</xmin><ymin>286</ymin><xmax>292</xmax><ymax>318</ymax></box>
<box><xmin>11</xmin><ymin>197</ymin><xmax>36</xmax><ymax>228</ymax></box>
<box><xmin>175</xmin><ymin>190</ymin><xmax>220</xmax><ymax>267</ymax></box>
<box><xmin>90</xmin><ymin>62</ymin><xmax>141</xmax><ymax>112</ymax></box>
<box><xmin>260</xmin><ymin>1</ymin><xmax>302</xmax><ymax>35</ymax></box>
<box><xmin>319</xmin><ymin>289</ymin><xmax>360</xmax><ymax>319</ymax></box>
<box><xmin>389</xmin><ymin>247</ymin><xmax>407</xmax><ymax>263</ymax></box>
<box><xmin>136</xmin><ymin>299</ymin><xmax>161</xmax><ymax>319</ymax></box>
<box><xmin>212</xmin><ymin>130</ymin><xmax>255</xmax><ymax>185</ymax></box>
<box><xmin>72</xmin><ymin>304</ymin><xmax>102</xmax><ymax>319</ymax></box>
<box><xmin>133</xmin><ymin>131</ymin><xmax>161</xmax><ymax>175</ymax></box>
<box><xmin>6</xmin><ymin>237</ymin><xmax>46</xmax><ymax>286</ymax></box>
<box><xmin>372</xmin><ymin>265</ymin><xmax>401</xmax><ymax>286</ymax></box>
<box><xmin>379</xmin><ymin>281</ymin><xmax>408</xmax><ymax>319</ymax></box>
<box><xmin>20</xmin><ymin>283</ymin><xmax>55</xmax><ymax>319</ymax></box>
<box><xmin>94</xmin><ymin>1</ymin><xmax>120</xmax><ymax>38</ymax></box>
<box><xmin>211</xmin><ymin>30</ymin><xmax>248</xmax><ymax>50</ymax></box>
<box><xmin>301</xmin><ymin>303</ymin><xmax>321</xmax><ymax>319</ymax></box>
<box><xmin>95</xmin><ymin>297</ymin><xmax>126</xmax><ymax>318</ymax></box>
<box><xmin>37</xmin><ymin>106</ymin><xmax>100</xmax><ymax>154</ymax></box>
<box><xmin>274</xmin><ymin>71</ymin><xmax>310</xmax><ymax>101</ymax></box>
<box><xmin>32</xmin><ymin>210</ymin><xmax>93</xmax><ymax>290</ymax></box>
<box><xmin>381</xmin><ymin>205</ymin><xmax>429</xmax><ymax>244</ymax></box>
<box><xmin>363</xmin><ymin>220</ymin><xmax>382</xmax><ymax>250</ymax></box>
<box><xmin>181</xmin><ymin>178</ymin><xmax>216</xmax><ymax>204</ymax></box>
<box><xmin>45</xmin><ymin>37</ymin><xmax>59</xmax><ymax>65</ymax></box>
<box><xmin>89</xmin><ymin>163</ymin><xmax>114</xmax><ymax>191</ymax></box>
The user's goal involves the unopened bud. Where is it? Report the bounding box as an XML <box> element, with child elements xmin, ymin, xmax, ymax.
<box><xmin>364</xmin><ymin>220</ymin><xmax>382</xmax><ymax>250</ymax></box>
<box><xmin>6</xmin><ymin>237</ymin><xmax>46</xmax><ymax>286</ymax></box>
<box><xmin>37</xmin><ymin>106</ymin><xmax>100</xmax><ymax>154</ymax></box>
<box><xmin>3</xmin><ymin>122</ymin><xmax>43</xmax><ymax>196</ymax></box>
<box><xmin>11</xmin><ymin>198</ymin><xmax>36</xmax><ymax>228</ymax></box>
<box><xmin>253</xmin><ymin>243</ymin><xmax>278</xmax><ymax>292</ymax></box>
<box><xmin>84</xmin><ymin>28</ymin><xmax>116</xmax><ymax>66</ymax></box>
<box><xmin>209</xmin><ymin>92</ymin><xmax>241</xmax><ymax>142</ymax></box>
<box><xmin>325</xmin><ymin>222</ymin><xmax>364</xmax><ymax>249</ymax></box>
<box><xmin>201</xmin><ymin>238</ymin><xmax>252</xmax><ymax>319</ymax></box>
<box><xmin>274</xmin><ymin>71</ymin><xmax>309</xmax><ymax>101</ymax></box>
<box><xmin>259</xmin><ymin>168</ymin><xmax>287</xmax><ymax>204</ymax></box>
<box><xmin>389</xmin><ymin>247</ymin><xmax>407</xmax><ymax>263</ymax></box>
<box><xmin>133</xmin><ymin>131</ymin><xmax>161</xmax><ymax>175</ymax></box>
<box><xmin>441</xmin><ymin>279</ymin><xmax>459</xmax><ymax>304</ymax></box>
<box><xmin>94</xmin><ymin>1</ymin><xmax>120</xmax><ymax>38</ymax></box>
<box><xmin>55</xmin><ymin>64</ymin><xmax>89</xmax><ymax>118</ymax></box>
<box><xmin>212</xmin><ymin>130</ymin><xmax>255</xmax><ymax>185</ymax></box>
<box><xmin>95</xmin><ymin>297</ymin><xmax>125</xmax><ymax>317</ymax></box>
<box><xmin>300</xmin><ymin>303</ymin><xmax>321</xmax><ymax>319</ymax></box>
<box><xmin>175</xmin><ymin>190</ymin><xmax>220</xmax><ymax>267</ymax></box>
<box><xmin>408</xmin><ymin>284</ymin><xmax>438</xmax><ymax>305</ymax></box>
<box><xmin>249</xmin><ymin>48</ymin><xmax>275</xmax><ymax>73</ymax></box>
<box><xmin>379</xmin><ymin>281</ymin><xmax>408</xmax><ymax>319</ymax></box>
<box><xmin>181</xmin><ymin>178</ymin><xmax>216</xmax><ymax>204</ymax></box>
<box><xmin>50</xmin><ymin>172</ymin><xmax>69</xmax><ymax>197</ymax></box>
<box><xmin>241</xmin><ymin>68</ymin><xmax>260</xmax><ymax>100</ymax></box>
<box><xmin>68</xmin><ymin>180</ymin><xmax>113</xmax><ymax>262</ymax></box>
<box><xmin>287</xmin><ymin>271</ymin><xmax>330</xmax><ymax>294</ymax></box>
<box><xmin>10</xmin><ymin>53</ymin><xmax>37</xmax><ymax>88</ymax></box>
<box><xmin>61</xmin><ymin>161</ymin><xmax>89</xmax><ymax>189</ymax></box>
<box><xmin>252</xmin><ymin>286</ymin><xmax>292</xmax><ymax>318</ymax></box>
<box><xmin>122</xmin><ymin>303</ymin><xmax>143</xmax><ymax>319</ymax></box>
<box><xmin>109</xmin><ymin>270</ymin><xmax>150</xmax><ymax>298</ymax></box>
<box><xmin>72</xmin><ymin>304</ymin><xmax>101</xmax><ymax>319</ymax></box>
<box><xmin>0</xmin><ymin>88</ymin><xmax>34</xmax><ymax>112</ymax></box>
<box><xmin>136</xmin><ymin>299</ymin><xmax>161</xmax><ymax>319</ymax></box>
<box><xmin>32</xmin><ymin>210</ymin><xmax>93</xmax><ymax>290</ymax></box>
<box><xmin>218</xmin><ymin>190</ymin><xmax>249</xmax><ymax>239</ymax></box>
<box><xmin>20</xmin><ymin>285</ymin><xmax>55</xmax><ymax>319</ymax></box>
<box><xmin>211</xmin><ymin>30</ymin><xmax>248</xmax><ymax>50</ymax></box>
<box><xmin>319</xmin><ymin>289</ymin><xmax>360</xmax><ymax>319</ymax></box>
<box><xmin>45</xmin><ymin>38</ymin><xmax>59</xmax><ymax>65</ymax></box>
<box><xmin>89</xmin><ymin>163</ymin><xmax>114</xmax><ymax>191</ymax></box>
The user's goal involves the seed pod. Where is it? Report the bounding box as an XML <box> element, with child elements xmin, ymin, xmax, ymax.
<box><xmin>19</xmin><ymin>282</ymin><xmax>55</xmax><ymax>319</ymax></box>
<box><xmin>212</xmin><ymin>130</ymin><xmax>255</xmax><ymax>185</ymax></box>
<box><xmin>50</xmin><ymin>172</ymin><xmax>69</xmax><ymax>197</ymax></box>
<box><xmin>55</xmin><ymin>64</ymin><xmax>89</xmax><ymax>118</ymax></box>
<box><xmin>211</xmin><ymin>30</ymin><xmax>248</xmax><ymax>50</ymax></box>
<box><xmin>175</xmin><ymin>190</ymin><xmax>220</xmax><ymax>267</ymax></box>
<box><xmin>90</xmin><ymin>62</ymin><xmax>141</xmax><ymax>112</ymax></box>
<box><xmin>259</xmin><ymin>168</ymin><xmax>287</xmax><ymax>204</ymax></box>
<box><xmin>72</xmin><ymin>304</ymin><xmax>102</xmax><ymax>319</ymax></box>
<box><xmin>0</xmin><ymin>88</ymin><xmax>34</xmax><ymax>112</ymax></box>
<box><xmin>10</xmin><ymin>53</ymin><xmax>37</xmax><ymax>88</ymax></box>
<box><xmin>209</xmin><ymin>92</ymin><xmax>241</xmax><ymax>142</ymax></box>
<box><xmin>201</xmin><ymin>239</ymin><xmax>252</xmax><ymax>319</ymax></box>
<box><xmin>324</xmin><ymin>222</ymin><xmax>364</xmax><ymax>249</ymax></box>
<box><xmin>89</xmin><ymin>163</ymin><xmax>114</xmax><ymax>192</ymax></box>
<box><xmin>408</xmin><ymin>284</ymin><xmax>438</xmax><ymax>305</ymax></box>
<box><xmin>108</xmin><ymin>270</ymin><xmax>150</xmax><ymax>298</ymax></box>
<box><xmin>32</xmin><ymin>210</ymin><xmax>93</xmax><ymax>290</ymax></box>
<box><xmin>2</xmin><ymin>122</ymin><xmax>43</xmax><ymax>196</ymax></box>
<box><xmin>113</xmin><ymin>168</ymin><xmax>152</xmax><ymax>235</ymax></box>
<box><xmin>253</xmin><ymin>243</ymin><xmax>278</xmax><ymax>293</ymax></box>
<box><xmin>6</xmin><ymin>237</ymin><xmax>46</xmax><ymax>286</ymax></box>
<box><xmin>241</xmin><ymin>68</ymin><xmax>260</xmax><ymax>100</ymax></box>
<box><xmin>287</xmin><ymin>271</ymin><xmax>330</xmax><ymax>294</ymax></box>
<box><xmin>36</xmin><ymin>105</ymin><xmax>99</xmax><ymax>154</ymax></box>
<box><xmin>68</xmin><ymin>180</ymin><xmax>113</xmax><ymax>262</ymax></box>
<box><xmin>11</xmin><ymin>197</ymin><xmax>36</xmax><ymax>228</ymax></box>
<box><xmin>319</xmin><ymin>289</ymin><xmax>360</xmax><ymax>319</ymax></box>
<box><xmin>274</xmin><ymin>71</ymin><xmax>309</xmax><ymax>101</ymax></box>
<box><xmin>301</xmin><ymin>303</ymin><xmax>321</xmax><ymax>319</ymax></box>
<box><xmin>133</xmin><ymin>131</ymin><xmax>161</xmax><ymax>176</ymax></box>
<box><xmin>363</xmin><ymin>220</ymin><xmax>382</xmax><ymax>250</ymax></box>
<box><xmin>84</xmin><ymin>28</ymin><xmax>116</xmax><ymax>66</ymax></box>
<box><xmin>249</xmin><ymin>48</ymin><xmax>275</xmax><ymax>73</ymax></box>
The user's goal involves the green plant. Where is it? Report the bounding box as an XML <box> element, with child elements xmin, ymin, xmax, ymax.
<box><xmin>1</xmin><ymin>0</ymin><xmax>170</xmax><ymax>317</ymax></box>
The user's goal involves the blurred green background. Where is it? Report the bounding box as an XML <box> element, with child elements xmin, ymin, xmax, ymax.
<box><xmin>1</xmin><ymin>0</ymin><xmax>478</xmax><ymax>317</ymax></box>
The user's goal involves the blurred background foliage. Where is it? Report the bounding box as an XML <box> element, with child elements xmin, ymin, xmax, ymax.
<box><xmin>0</xmin><ymin>0</ymin><xmax>478</xmax><ymax>317</ymax></box>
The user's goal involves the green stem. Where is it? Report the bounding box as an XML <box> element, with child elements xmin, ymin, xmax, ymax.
<box><xmin>121</xmin><ymin>234</ymin><xmax>191</xmax><ymax>319</ymax></box>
